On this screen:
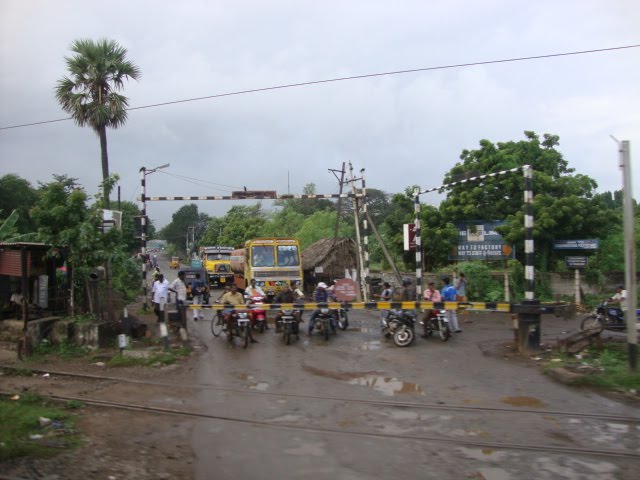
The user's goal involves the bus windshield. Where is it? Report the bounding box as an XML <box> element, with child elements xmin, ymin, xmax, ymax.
<box><xmin>206</xmin><ymin>252</ymin><xmax>230</xmax><ymax>261</ymax></box>
<box><xmin>251</xmin><ymin>245</ymin><xmax>275</xmax><ymax>267</ymax></box>
<box><xmin>277</xmin><ymin>245</ymin><xmax>300</xmax><ymax>266</ymax></box>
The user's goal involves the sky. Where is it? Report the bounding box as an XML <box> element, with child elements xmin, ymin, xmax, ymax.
<box><xmin>1</xmin><ymin>0</ymin><xmax>639</xmax><ymax>229</ymax></box>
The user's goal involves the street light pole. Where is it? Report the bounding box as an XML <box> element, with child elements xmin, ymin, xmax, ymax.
<box><xmin>139</xmin><ymin>163</ymin><xmax>170</xmax><ymax>311</ymax></box>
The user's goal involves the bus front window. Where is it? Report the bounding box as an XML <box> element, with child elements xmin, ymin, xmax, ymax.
<box><xmin>277</xmin><ymin>245</ymin><xmax>300</xmax><ymax>266</ymax></box>
<box><xmin>252</xmin><ymin>245</ymin><xmax>275</xmax><ymax>267</ymax></box>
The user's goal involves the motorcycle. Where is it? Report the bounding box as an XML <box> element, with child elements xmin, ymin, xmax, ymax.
<box><xmin>335</xmin><ymin>305</ymin><xmax>349</xmax><ymax>330</ymax></box>
<box><xmin>581</xmin><ymin>301</ymin><xmax>639</xmax><ymax>332</ymax></box>
<box><xmin>421</xmin><ymin>309</ymin><xmax>451</xmax><ymax>342</ymax></box>
<box><xmin>381</xmin><ymin>309</ymin><xmax>416</xmax><ymax>347</ymax></box>
<box><xmin>312</xmin><ymin>308</ymin><xmax>336</xmax><ymax>341</ymax></box>
<box><xmin>277</xmin><ymin>308</ymin><xmax>301</xmax><ymax>345</ymax></box>
<box><xmin>219</xmin><ymin>307</ymin><xmax>253</xmax><ymax>348</ymax></box>
<box><xmin>247</xmin><ymin>295</ymin><xmax>268</xmax><ymax>333</ymax></box>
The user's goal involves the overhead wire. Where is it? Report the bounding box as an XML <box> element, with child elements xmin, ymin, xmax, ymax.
<box><xmin>154</xmin><ymin>170</ymin><xmax>243</xmax><ymax>192</ymax></box>
<box><xmin>1</xmin><ymin>44</ymin><xmax>638</xmax><ymax>131</ymax></box>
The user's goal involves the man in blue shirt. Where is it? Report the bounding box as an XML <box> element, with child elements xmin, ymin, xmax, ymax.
<box><xmin>441</xmin><ymin>277</ymin><xmax>461</xmax><ymax>333</ymax></box>
<box><xmin>307</xmin><ymin>282</ymin><xmax>337</xmax><ymax>335</ymax></box>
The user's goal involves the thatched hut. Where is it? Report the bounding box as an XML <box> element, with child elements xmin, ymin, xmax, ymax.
<box><xmin>302</xmin><ymin>238</ymin><xmax>357</xmax><ymax>291</ymax></box>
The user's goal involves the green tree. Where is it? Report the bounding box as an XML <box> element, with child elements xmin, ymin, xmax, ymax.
<box><xmin>218</xmin><ymin>205</ymin><xmax>268</xmax><ymax>247</ymax></box>
<box><xmin>55</xmin><ymin>38</ymin><xmax>141</xmax><ymax>208</ymax></box>
<box><xmin>275</xmin><ymin>183</ymin><xmax>334</xmax><ymax>216</ymax></box>
<box><xmin>440</xmin><ymin>131</ymin><xmax>615</xmax><ymax>271</ymax></box>
<box><xmin>158</xmin><ymin>204</ymin><xmax>203</xmax><ymax>252</ymax></box>
<box><xmin>0</xmin><ymin>174</ymin><xmax>37</xmax><ymax>233</ymax></box>
<box><xmin>261</xmin><ymin>208</ymin><xmax>306</xmax><ymax>238</ymax></box>
<box><xmin>295</xmin><ymin>210</ymin><xmax>354</xmax><ymax>250</ymax></box>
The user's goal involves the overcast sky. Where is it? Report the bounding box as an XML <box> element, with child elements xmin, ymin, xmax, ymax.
<box><xmin>1</xmin><ymin>0</ymin><xmax>639</xmax><ymax>228</ymax></box>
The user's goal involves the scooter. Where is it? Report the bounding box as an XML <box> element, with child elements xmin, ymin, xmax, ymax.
<box><xmin>381</xmin><ymin>309</ymin><xmax>416</xmax><ymax>347</ymax></box>
<box><xmin>421</xmin><ymin>309</ymin><xmax>451</xmax><ymax>342</ymax></box>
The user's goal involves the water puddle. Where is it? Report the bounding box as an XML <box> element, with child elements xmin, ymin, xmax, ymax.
<box><xmin>500</xmin><ymin>396</ymin><xmax>546</xmax><ymax>408</ymax></box>
<box><xmin>348</xmin><ymin>375</ymin><xmax>424</xmax><ymax>396</ymax></box>
<box><xmin>357</xmin><ymin>340</ymin><xmax>382</xmax><ymax>350</ymax></box>
<box><xmin>250</xmin><ymin>382</ymin><xmax>269</xmax><ymax>391</ymax></box>
<box><xmin>302</xmin><ymin>364</ymin><xmax>383</xmax><ymax>380</ymax></box>
<box><xmin>360</xmin><ymin>326</ymin><xmax>378</xmax><ymax>334</ymax></box>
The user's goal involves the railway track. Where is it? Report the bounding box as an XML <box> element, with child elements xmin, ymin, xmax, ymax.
<box><xmin>3</xmin><ymin>365</ymin><xmax>639</xmax><ymax>423</ymax></box>
<box><xmin>1</xmin><ymin>388</ymin><xmax>637</xmax><ymax>460</ymax></box>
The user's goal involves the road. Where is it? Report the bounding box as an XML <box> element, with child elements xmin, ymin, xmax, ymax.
<box><xmin>156</xmin><ymin>254</ymin><xmax>639</xmax><ymax>479</ymax></box>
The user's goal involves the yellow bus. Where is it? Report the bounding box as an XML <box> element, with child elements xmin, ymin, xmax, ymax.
<box><xmin>230</xmin><ymin>238</ymin><xmax>303</xmax><ymax>297</ymax></box>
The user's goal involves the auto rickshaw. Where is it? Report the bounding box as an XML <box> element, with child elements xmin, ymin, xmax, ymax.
<box><xmin>170</xmin><ymin>256</ymin><xmax>180</xmax><ymax>269</ymax></box>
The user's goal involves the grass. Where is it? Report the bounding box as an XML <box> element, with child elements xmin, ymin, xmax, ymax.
<box><xmin>0</xmin><ymin>393</ymin><xmax>80</xmax><ymax>461</ymax></box>
<box><xmin>107</xmin><ymin>350</ymin><xmax>184</xmax><ymax>368</ymax></box>
<box><xmin>29</xmin><ymin>339</ymin><xmax>90</xmax><ymax>360</ymax></box>
<box><xmin>545</xmin><ymin>342</ymin><xmax>640</xmax><ymax>392</ymax></box>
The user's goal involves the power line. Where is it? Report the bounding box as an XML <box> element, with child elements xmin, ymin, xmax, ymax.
<box><xmin>155</xmin><ymin>170</ymin><xmax>243</xmax><ymax>192</ymax></box>
<box><xmin>1</xmin><ymin>44</ymin><xmax>638</xmax><ymax>131</ymax></box>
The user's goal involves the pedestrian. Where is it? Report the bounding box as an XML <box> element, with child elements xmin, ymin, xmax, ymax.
<box><xmin>191</xmin><ymin>273</ymin><xmax>207</xmax><ymax>321</ymax></box>
<box><xmin>401</xmin><ymin>279</ymin><xmax>416</xmax><ymax>301</ymax></box>
<box><xmin>455</xmin><ymin>272</ymin><xmax>471</xmax><ymax>324</ymax></box>
<box><xmin>441</xmin><ymin>277</ymin><xmax>461</xmax><ymax>333</ymax></box>
<box><xmin>169</xmin><ymin>271</ymin><xmax>188</xmax><ymax>329</ymax></box>
<box><xmin>380</xmin><ymin>282</ymin><xmax>393</xmax><ymax>326</ymax></box>
<box><xmin>151</xmin><ymin>274</ymin><xmax>169</xmax><ymax>322</ymax></box>
<box><xmin>9</xmin><ymin>287</ymin><xmax>25</xmax><ymax>318</ymax></box>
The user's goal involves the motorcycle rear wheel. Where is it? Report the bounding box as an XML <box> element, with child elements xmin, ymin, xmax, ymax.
<box><xmin>323</xmin><ymin>321</ymin><xmax>330</xmax><ymax>341</ymax></box>
<box><xmin>581</xmin><ymin>315</ymin><xmax>604</xmax><ymax>332</ymax></box>
<box><xmin>393</xmin><ymin>327</ymin><xmax>415</xmax><ymax>347</ymax></box>
<box><xmin>258</xmin><ymin>320</ymin><xmax>265</xmax><ymax>334</ymax></box>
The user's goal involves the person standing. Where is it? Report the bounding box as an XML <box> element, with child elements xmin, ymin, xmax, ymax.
<box><xmin>441</xmin><ymin>277</ymin><xmax>461</xmax><ymax>333</ymax></box>
<box><xmin>151</xmin><ymin>274</ymin><xmax>169</xmax><ymax>322</ymax></box>
<box><xmin>169</xmin><ymin>271</ymin><xmax>188</xmax><ymax>329</ymax></box>
<box><xmin>191</xmin><ymin>273</ymin><xmax>207</xmax><ymax>322</ymax></box>
<box><xmin>9</xmin><ymin>287</ymin><xmax>25</xmax><ymax>318</ymax></box>
<box><xmin>455</xmin><ymin>272</ymin><xmax>471</xmax><ymax>324</ymax></box>
<box><xmin>380</xmin><ymin>282</ymin><xmax>393</xmax><ymax>326</ymax></box>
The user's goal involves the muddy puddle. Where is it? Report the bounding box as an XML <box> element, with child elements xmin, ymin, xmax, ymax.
<box><xmin>348</xmin><ymin>375</ymin><xmax>425</xmax><ymax>396</ymax></box>
<box><xmin>501</xmin><ymin>396</ymin><xmax>546</xmax><ymax>408</ymax></box>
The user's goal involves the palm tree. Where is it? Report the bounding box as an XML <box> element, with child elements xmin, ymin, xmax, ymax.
<box><xmin>55</xmin><ymin>39</ymin><xmax>141</xmax><ymax>208</ymax></box>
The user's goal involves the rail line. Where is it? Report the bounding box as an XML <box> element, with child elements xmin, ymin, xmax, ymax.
<box><xmin>3</xmin><ymin>389</ymin><xmax>637</xmax><ymax>460</ymax></box>
<box><xmin>2</xmin><ymin>365</ymin><xmax>638</xmax><ymax>423</ymax></box>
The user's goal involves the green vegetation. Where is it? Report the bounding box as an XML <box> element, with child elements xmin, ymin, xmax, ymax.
<box><xmin>107</xmin><ymin>347</ymin><xmax>190</xmax><ymax>368</ymax></box>
<box><xmin>0</xmin><ymin>393</ymin><xmax>79</xmax><ymax>461</ymax></box>
<box><xmin>30</xmin><ymin>339</ymin><xmax>90</xmax><ymax>360</ymax></box>
<box><xmin>546</xmin><ymin>343</ymin><xmax>640</xmax><ymax>392</ymax></box>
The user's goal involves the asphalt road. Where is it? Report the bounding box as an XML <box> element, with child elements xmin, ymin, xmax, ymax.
<box><xmin>155</xmin><ymin>253</ymin><xmax>639</xmax><ymax>479</ymax></box>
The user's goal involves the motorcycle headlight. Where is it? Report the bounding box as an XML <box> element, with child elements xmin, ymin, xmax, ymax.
<box><xmin>282</xmin><ymin>309</ymin><xmax>293</xmax><ymax>315</ymax></box>
<box><xmin>320</xmin><ymin>308</ymin><xmax>330</xmax><ymax>314</ymax></box>
<box><xmin>237</xmin><ymin>312</ymin><xmax>248</xmax><ymax>319</ymax></box>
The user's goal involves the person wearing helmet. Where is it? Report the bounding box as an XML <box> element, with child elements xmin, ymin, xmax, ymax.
<box><xmin>307</xmin><ymin>282</ymin><xmax>337</xmax><ymax>335</ymax></box>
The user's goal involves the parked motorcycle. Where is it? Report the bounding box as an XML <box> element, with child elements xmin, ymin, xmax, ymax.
<box><xmin>381</xmin><ymin>309</ymin><xmax>416</xmax><ymax>347</ymax></box>
<box><xmin>421</xmin><ymin>309</ymin><xmax>451</xmax><ymax>342</ymax></box>
<box><xmin>247</xmin><ymin>295</ymin><xmax>268</xmax><ymax>333</ymax></box>
<box><xmin>278</xmin><ymin>308</ymin><xmax>301</xmax><ymax>345</ymax></box>
<box><xmin>581</xmin><ymin>301</ymin><xmax>639</xmax><ymax>332</ymax></box>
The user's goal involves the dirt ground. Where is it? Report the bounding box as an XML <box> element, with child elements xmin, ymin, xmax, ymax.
<box><xmin>0</xmin><ymin>308</ymin><xmax>203</xmax><ymax>480</ymax></box>
<box><xmin>1</xmin><ymin>308</ymin><xmax>638</xmax><ymax>479</ymax></box>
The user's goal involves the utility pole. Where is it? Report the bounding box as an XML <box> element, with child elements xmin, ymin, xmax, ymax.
<box><xmin>614</xmin><ymin>138</ymin><xmax>637</xmax><ymax>372</ymax></box>
<box><xmin>329</xmin><ymin>162</ymin><xmax>346</xmax><ymax>241</ymax></box>
<box><xmin>348</xmin><ymin>162</ymin><xmax>368</xmax><ymax>301</ymax></box>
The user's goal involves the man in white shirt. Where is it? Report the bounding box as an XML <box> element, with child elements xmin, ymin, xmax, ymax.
<box><xmin>152</xmin><ymin>274</ymin><xmax>169</xmax><ymax>321</ymax></box>
<box><xmin>609</xmin><ymin>284</ymin><xmax>627</xmax><ymax>312</ymax></box>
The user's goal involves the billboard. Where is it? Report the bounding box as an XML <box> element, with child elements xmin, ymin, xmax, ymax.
<box><xmin>553</xmin><ymin>239</ymin><xmax>599</xmax><ymax>250</ymax></box>
<box><xmin>451</xmin><ymin>221</ymin><xmax>515</xmax><ymax>261</ymax></box>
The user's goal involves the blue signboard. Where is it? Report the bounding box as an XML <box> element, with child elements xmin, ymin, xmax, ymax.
<box><xmin>451</xmin><ymin>221</ymin><xmax>515</xmax><ymax>261</ymax></box>
<box><xmin>553</xmin><ymin>239</ymin><xmax>599</xmax><ymax>250</ymax></box>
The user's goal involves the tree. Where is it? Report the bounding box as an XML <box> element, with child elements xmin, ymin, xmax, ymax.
<box><xmin>218</xmin><ymin>205</ymin><xmax>267</xmax><ymax>247</ymax></box>
<box><xmin>0</xmin><ymin>174</ymin><xmax>37</xmax><ymax>233</ymax></box>
<box><xmin>439</xmin><ymin>131</ymin><xmax>615</xmax><ymax>270</ymax></box>
<box><xmin>55</xmin><ymin>38</ymin><xmax>140</xmax><ymax>208</ymax></box>
<box><xmin>295</xmin><ymin>210</ymin><xmax>354</xmax><ymax>249</ymax></box>
<box><xmin>158</xmin><ymin>204</ymin><xmax>203</xmax><ymax>252</ymax></box>
<box><xmin>275</xmin><ymin>183</ymin><xmax>334</xmax><ymax>216</ymax></box>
